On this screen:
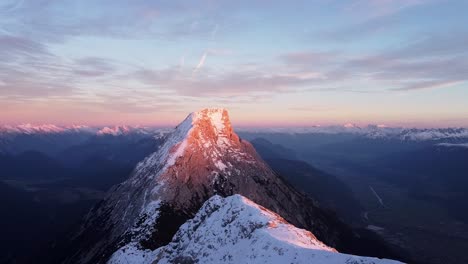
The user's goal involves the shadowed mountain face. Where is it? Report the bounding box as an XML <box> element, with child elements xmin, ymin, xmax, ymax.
<box><xmin>249</xmin><ymin>138</ymin><xmax>298</xmax><ymax>160</ymax></box>
<box><xmin>250</xmin><ymin>138</ymin><xmax>363</xmax><ymax>224</ymax></box>
<box><xmin>268</xmin><ymin>159</ymin><xmax>363</xmax><ymax>224</ymax></box>
<box><xmin>57</xmin><ymin>108</ymin><xmax>403</xmax><ymax>264</ymax></box>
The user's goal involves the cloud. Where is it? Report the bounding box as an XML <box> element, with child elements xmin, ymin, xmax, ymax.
<box><xmin>343</xmin><ymin>0</ymin><xmax>429</xmax><ymax>18</ymax></box>
<box><xmin>276</xmin><ymin>72</ymin><xmax>325</xmax><ymax>80</ymax></box>
<box><xmin>1</xmin><ymin>0</ymin><xmax>465</xmax><ymax>119</ymax></box>
<box><xmin>0</xmin><ymin>35</ymin><xmax>50</xmax><ymax>61</ymax></box>
<box><xmin>82</xmin><ymin>90</ymin><xmax>184</xmax><ymax>114</ymax></box>
<box><xmin>335</xmin><ymin>53</ymin><xmax>468</xmax><ymax>92</ymax></box>
<box><xmin>388</xmin><ymin>32</ymin><xmax>468</xmax><ymax>58</ymax></box>
<box><xmin>318</xmin><ymin>0</ymin><xmax>435</xmax><ymax>42</ymax></box>
<box><xmin>392</xmin><ymin>80</ymin><xmax>464</xmax><ymax>91</ymax></box>
<box><xmin>0</xmin><ymin>1</ymin><xmax>227</xmax><ymax>44</ymax></box>
<box><xmin>280</xmin><ymin>28</ymin><xmax>468</xmax><ymax>93</ymax></box>
<box><xmin>193</xmin><ymin>53</ymin><xmax>208</xmax><ymax>73</ymax></box>
<box><xmin>211</xmin><ymin>24</ymin><xmax>219</xmax><ymax>39</ymax></box>
<box><xmin>288</xmin><ymin>106</ymin><xmax>335</xmax><ymax>112</ymax></box>
<box><xmin>280</xmin><ymin>51</ymin><xmax>338</xmax><ymax>66</ymax></box>
<box><xmin>131</xmin><ymin>63</ymin><xmax>328</xmax><ymax>98</ymax></box>
<box><xmin>179</xmin><ymin>56</ymin><xmax>185</xmax><ymax>69</ymax></box>
<box><xmin>319</xmin><ymin>15</ymin><xmax>398</xmax><ymax>42</ymax></box>
<box><xmin>0</xmin><ymin>35</ymin><xmax>118</xmax><ymax>99</ymax></box>
<box><xmin>73</xmin><ymin>57</ymin><xmax>117</xmax><ymax>77</ymax></box>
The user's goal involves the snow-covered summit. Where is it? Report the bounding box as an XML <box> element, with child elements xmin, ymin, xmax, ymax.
<box><xmin>185</xmin><ymin>108</ymin><xmax>231</xmax><ymax>132</ymax></box>
<box><xmin>109</xmin><ymin>195</ymin><xmax>401</xmax><ymax>264</ymax></box>
<box><xmin>177</xmin><ymin>107</ymin><xmax>235</xmax><ymax>146</ymax></box>
<box><xmin>97</xmin><ymin>125</ymin><xmax>133</xmax><ymax>136</ymax></box>
<box><xmin>136</xmin><ymin>108</ymin><xmax>244</xmax><ymax>174</ymax></box>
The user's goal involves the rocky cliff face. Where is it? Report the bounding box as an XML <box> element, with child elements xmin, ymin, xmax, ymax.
<box><xmin>61</xmin><ymin>108</ymin><xmax>396</xmax><ymax>263</ymax></box>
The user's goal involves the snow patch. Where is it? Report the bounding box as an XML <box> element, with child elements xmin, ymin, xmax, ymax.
<box><xmin>214</xmin><ymin>160</ymin><xmax>228</xmax><ymax>171</ymax></box>
<box><xmin>436</xmin><ymin>142</ymin><xmax>468</xmax><ymax>148</ymax></box>
<box><xmin>108</xmin><ymin>243</ymin><xmax>158</xmax><ymax>264</ymax></box>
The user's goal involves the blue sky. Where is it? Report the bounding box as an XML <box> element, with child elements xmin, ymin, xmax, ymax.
<box><xmin>0</xmin><ymin>0</ymin><xmax>467</xmax><ymax>127</ymax></box>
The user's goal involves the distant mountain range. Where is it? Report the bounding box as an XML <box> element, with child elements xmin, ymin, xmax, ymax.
<box><xmin>238</xmin><ymin>126</ymin><xmax>468</xmax><ymax>141</ymax></box>
<box><xmin>0</xmin><ymin>124</ymin><xmax>170</xmax><ymax>136</ymax></box>
<box><xmin>2</xmin><ymin>123</ymin><xmax>468</xmax><ymax>142</ymax></box>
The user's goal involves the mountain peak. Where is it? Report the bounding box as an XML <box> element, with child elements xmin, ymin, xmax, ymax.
<box><xmin>191</xmin><ymin>108</ymin><xmax>229</xmax><ymax>124</ymax></box>
<box><xmin>178</xmin><ymin>108</ymin><xmax>233</xmax><ymax>138</ymax></box>
<box><xmin>170</xmin><ymin>108</ymin><xmax>240</xmax><ymax>157</ymax></box>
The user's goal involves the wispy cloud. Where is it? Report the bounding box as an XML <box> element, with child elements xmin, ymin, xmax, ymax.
<box><xmin>343</xmin><ymin>0</ymin><xmax>429</xmax><ymax>18</ymax></box>
<box><xmin>280</xmin><ymin>51</ymin><xmax>338</xmax><ymax>66</ymax></box>
<box><xmin>211</xmin><ymin>24</ymin><xmax>219</xmax><ymax>39</ymax></box>
<box><xmin>392</xmin><ymin>80</ymin><xmax>464</xmax><ymax>91</ymax></box>
<box><xmin>193</xmin><ymin>52</ymin><xmax>208</xmax><ymax>73</ymax></box>
<box><xmin>288</xmin><ymin>106</ymin><xmax>335</xmax><ymax>112</ymax></box>
<box><xmin>319</xmin><ymin>0</ymin><xmax>436</xmax><ymax>42</ymax></box>
<box><xmin>131</xmin><ymin>64</ymin><xmax>328</xmax><ymax>98</ymax></box>
<box><xmin>73</xmin><ymin>57</ymin><xmax>117</xmax><ymax>77</ymax></box>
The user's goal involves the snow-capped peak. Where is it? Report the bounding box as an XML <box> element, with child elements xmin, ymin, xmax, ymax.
<box><xmin>343</xmin><ymin>123</ymin><xmax>359</xmax><ymax>128</ymax></box>
<box><xmin>180</xmin><ymin>108</ymin><xmax>233</xmax><ymax>139</ymax></box>
<box><xmin>96</xmin><ymin>126</ymin><xmax>134</xmax><ymax>136</ymax></box>
<box><xmin>136</xmin><ymin>108</ymin><xmax>243</xmax><ymax>173</ymax></box>
<box><xmin>109</xmin><ymin>195</ymin><xmax>401</xmax><ymax>264</ymax></box>
<box><xmin>189</xmin><ymin>108</ymin><xmax>230</xmax><ymax>131</ymax></box>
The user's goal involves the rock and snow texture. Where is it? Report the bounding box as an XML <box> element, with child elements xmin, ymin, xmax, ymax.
<box><xmin>109</xmin><ymin>195</ymin><xmax>401</xmax><ymax>264</ymax></box>
<box><xmin>64</xmin><ymin>108</ymin><xmax>390</xmax><ymax>263</ymax></box>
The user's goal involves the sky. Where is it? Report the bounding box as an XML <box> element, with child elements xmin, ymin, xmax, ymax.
<box><xmin>0</xmin><ymin>0</ymin><xmax>467</xmax><ymax>127</ymax></box>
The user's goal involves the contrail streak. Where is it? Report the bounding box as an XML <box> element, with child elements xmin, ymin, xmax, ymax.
<box><xmin>193</xmin><ymin>52</ymin><xmax>207</xmax><ymax>73</ymax></box>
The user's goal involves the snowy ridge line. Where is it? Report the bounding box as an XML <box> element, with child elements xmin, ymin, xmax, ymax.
<box><xmin>108</xmin><ymin>195</ymin><xmax>402</xmax><ymax>264</ymax></box>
